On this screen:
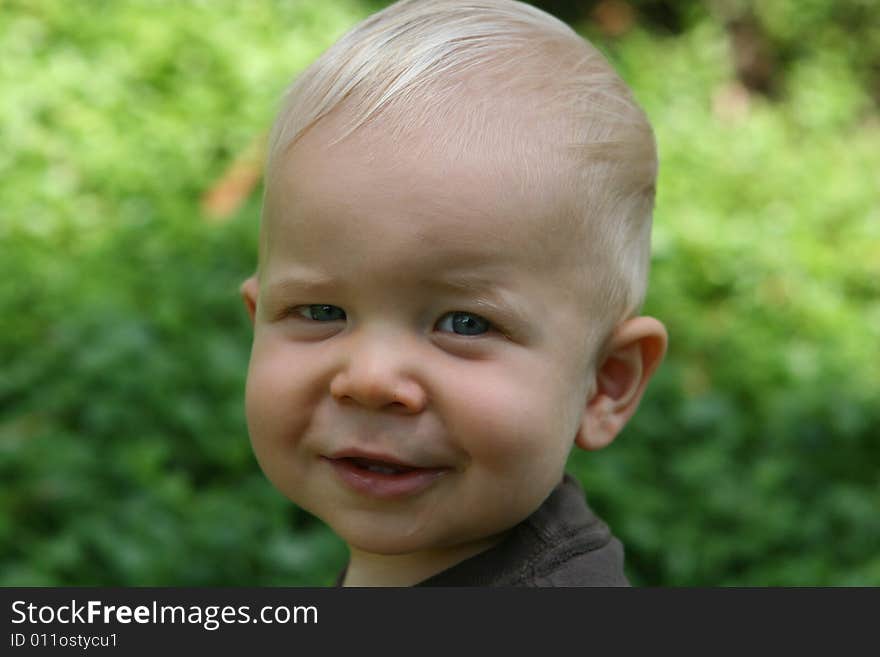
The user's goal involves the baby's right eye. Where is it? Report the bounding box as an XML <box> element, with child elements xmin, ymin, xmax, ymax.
<box><xmin>292</xmin><ymin>304</ymin><xmax>347</xmax><ymax>322</ymax></box>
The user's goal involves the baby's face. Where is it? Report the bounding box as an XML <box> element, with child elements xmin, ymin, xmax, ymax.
<box><xmin>245</xmin><ymin>111</ymin><xmax>599</xmax><ymax>561</ymax></box>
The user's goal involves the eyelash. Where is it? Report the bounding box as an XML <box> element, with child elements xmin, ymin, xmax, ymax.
<box><xmin>287</xmin><ymin>304</ymin><xmax>497</xmax><ymax>336</ymax></box>
<box><xmin>292</xmin><ymin>304</ymin><xmax>346</xmax><ymax>322</ymax></box>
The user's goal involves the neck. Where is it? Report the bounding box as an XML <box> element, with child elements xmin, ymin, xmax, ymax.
<box><xmin>342</xmin><ymin>535</ymin><xmax>505</xmax><ymax>587</ymax></box>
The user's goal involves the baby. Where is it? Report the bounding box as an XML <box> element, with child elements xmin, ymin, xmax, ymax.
<box><xmin>241</xmin><ymin>0</ymin><xmax>667</xmax><ymax>586</ymax></box>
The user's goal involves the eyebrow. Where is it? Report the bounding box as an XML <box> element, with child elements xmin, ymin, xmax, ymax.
<box><xmin>262</xmin><ymin>270</ymin><xmax>529</xmax><ymax>318</ymax></box>
<box><xmin>417</xmin><ymin>274</ymin><xmax>517</xmax><ymax>304</ymax></box>
<box><xmin>263</xmin><ymin>271</ymin><xmax>337</xmax><ymax>298</ymax></box>
<box><xmin>416</xmin><ymin>274</ymin><xmax>536</xmax><ymax>329</ymax></box>
<box><xmin>257</xmin><ymin>270</ymin><xmax>335</xmax><ymax>316</ymax></box>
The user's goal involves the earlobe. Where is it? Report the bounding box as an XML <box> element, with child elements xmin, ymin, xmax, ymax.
<box><xmin>574</xmin><ymin>316</ymin><xmax>667</xmax><ymax>451</ymax></box>
<box><xmin>240</xmin><ymin>275</ymin><xmax>259</xmax><ymax>325</ymax></box>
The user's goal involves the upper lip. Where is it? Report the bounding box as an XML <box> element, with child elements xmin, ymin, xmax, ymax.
<box><xmin>326</xmin><ymin>448</ymin><xmax>440</xmax><ymax>470</ymax></box>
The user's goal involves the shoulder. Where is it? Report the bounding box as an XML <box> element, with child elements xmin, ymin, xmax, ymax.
<box><xmin>527</xmin><ymin>537</ymin><xmax>629</xmax><ymax>586</ymax></box>
<box><xmin>416</xmin><ymin>474</ymin><xmax>629</xmax><ymax>587</ymax></box>
<box><xmin>508</xmin><ymin>474</ymin><xmax>630</xmax><ymax>587</ymax></box>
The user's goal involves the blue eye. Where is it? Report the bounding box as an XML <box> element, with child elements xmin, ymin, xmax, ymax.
<box><xmin>436</xmin><ymin>311</ymin><xmax>491</xmax><ymax>336</ymax></box>
<box><xmin>295</xmin><ymin>304</ymin><xmax>346</xmax><ymax>321</ymax></box>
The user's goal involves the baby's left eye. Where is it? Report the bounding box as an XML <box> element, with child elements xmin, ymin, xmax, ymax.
<box><xmin>435</xmin><ymin>311</ymin><xmax>492</xmax><ymax>336</ymax></box>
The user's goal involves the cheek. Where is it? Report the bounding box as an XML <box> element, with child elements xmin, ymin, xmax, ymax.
<box><xmin>244</xmin><ymin>337</ymin><xmax>322</xmax><ymax>448</ymax></box>
<box><xmin>438</xmin><ymin>358</ymin><xmax>578</xmax><ymax>471</ymax></box>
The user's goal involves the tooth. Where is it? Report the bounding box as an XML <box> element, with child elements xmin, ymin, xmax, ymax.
<box><xmin>367</xmin><ymin>464</ymin><xmax>398</xmax><ymax>474</ymax></box>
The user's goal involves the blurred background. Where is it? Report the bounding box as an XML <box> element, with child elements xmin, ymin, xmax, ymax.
<box><xmin>2</xmin><ymin>0</ymin><xmax>878</xmax><ymax>586</ymax></box>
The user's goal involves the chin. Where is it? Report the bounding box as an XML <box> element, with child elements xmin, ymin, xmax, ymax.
<box><xmin>339</xmin><ymin>527</ymin><xmax>434</xmax><ymax>556</ymax></box>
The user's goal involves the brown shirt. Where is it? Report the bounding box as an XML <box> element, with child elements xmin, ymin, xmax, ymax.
<box><xmin>337</xmin><ymin>474</ymin><xmax>629</xmax><ymax>587</ymax></box>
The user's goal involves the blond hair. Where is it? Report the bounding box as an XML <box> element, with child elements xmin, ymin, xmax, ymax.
<box><xmin>263</xmin><ymin>0</ymin><xmax>657</xmax><ymax>341</ymax></box>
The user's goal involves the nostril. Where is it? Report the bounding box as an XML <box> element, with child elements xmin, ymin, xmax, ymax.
<box><xmin>329</xmin><ymin>370</ymin><xmax>426</xmax><ymax>413</ymax></box>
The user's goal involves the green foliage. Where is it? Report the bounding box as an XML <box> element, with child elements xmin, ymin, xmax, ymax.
<box><xmin>1</xmin><ymin>0</ymin><xmax>360</xmax><ymax>585</ymax></box>
<box><xmin>571</xmin><ymin>15</ymin><xmax>880</xmax><ymax>585</ymax></box>
<box><xmin>2</xmin><ymin>1</ymin><xmax>878</xmax><ymax>585</ymax></box>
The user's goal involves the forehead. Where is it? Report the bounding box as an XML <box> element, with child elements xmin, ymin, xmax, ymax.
<box><xmin>262</xmin><ymin>106</ymin><xmax>578</xmax><ymax>279</ymax></box>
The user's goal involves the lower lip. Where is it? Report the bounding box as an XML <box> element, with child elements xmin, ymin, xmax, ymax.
<box><xmin>324</xmin><ymin>458</ymin><xmax>450</xmax><ymax>499</ymax></box>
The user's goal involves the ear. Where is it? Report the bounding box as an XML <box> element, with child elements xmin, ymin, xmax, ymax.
<box><xmin>575</xmin><ymin>316</ymin><xmax>667</xmax><ymax>451</ymax></box>
<box><xmin>240</xmin><ymin>275</ymin><xmax>259</xmax><ymax>325</ymax></box>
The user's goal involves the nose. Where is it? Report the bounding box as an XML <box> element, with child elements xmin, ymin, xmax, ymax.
<box><xmin>329</xmin><ymin>331</ymin><xmax>427</xmax><ymax>414</ymax></box>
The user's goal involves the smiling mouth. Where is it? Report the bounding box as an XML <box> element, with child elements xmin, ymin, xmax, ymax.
<box><xmin>341</xmin><ymin>457</ymin><xmax>418</xmax><ymax>475</ymax></box>
<box><xmin>324</xmin><ymin>454</ymin><xmax>450</xmax><ymax>499</ymax></box>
